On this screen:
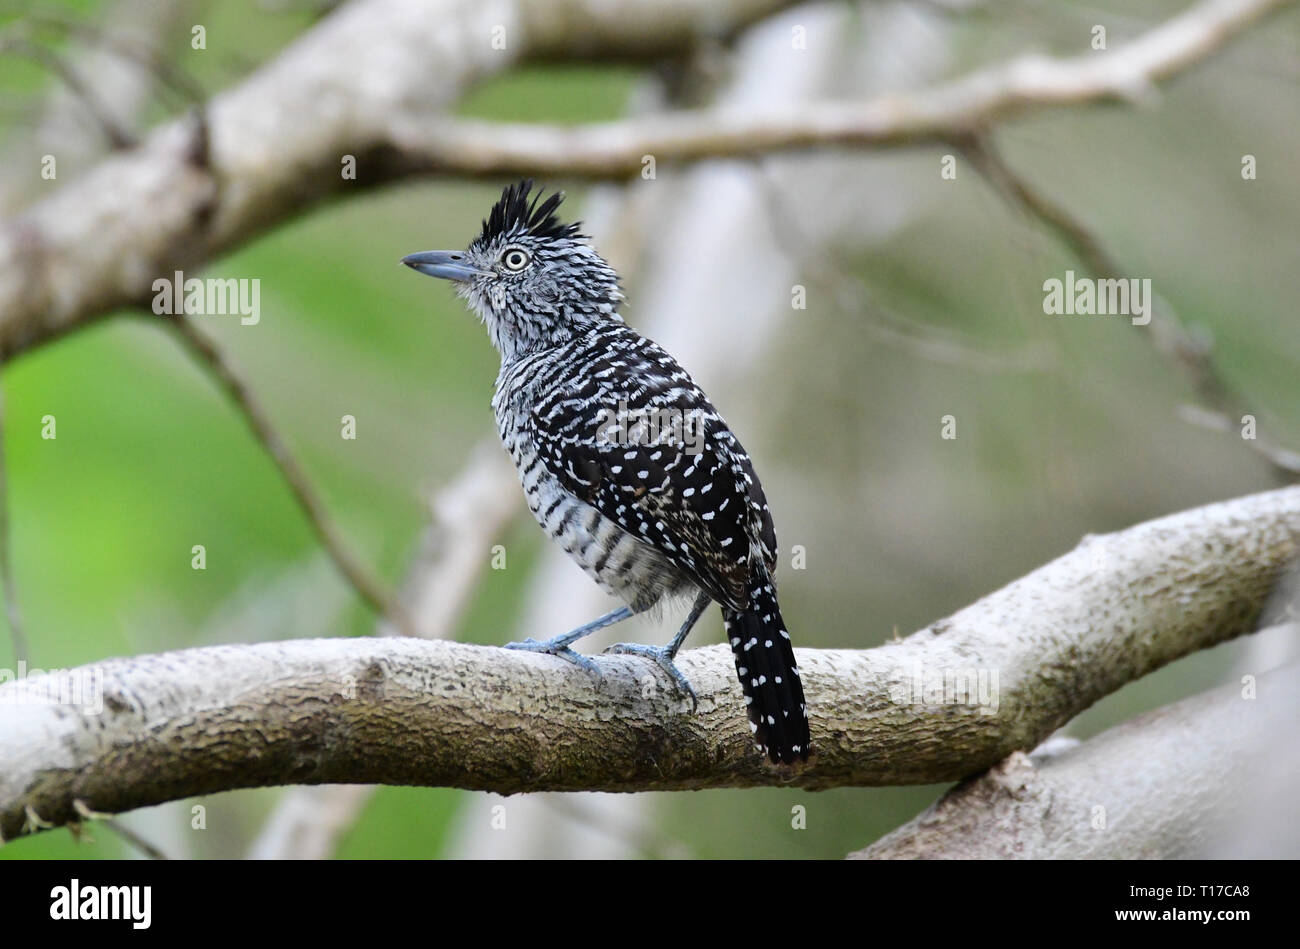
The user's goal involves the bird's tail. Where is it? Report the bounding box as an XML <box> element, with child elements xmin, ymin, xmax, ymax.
<box><xmin>721</xmin><ymin>570</ymin><xmax>810</xmax><ymax>764</ymax></box>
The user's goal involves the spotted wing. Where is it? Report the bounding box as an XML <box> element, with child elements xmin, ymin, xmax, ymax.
<box><xmin>527</xmin><ymin>340</ymin><xmax>776</xmax><ymax>610</ymax></box>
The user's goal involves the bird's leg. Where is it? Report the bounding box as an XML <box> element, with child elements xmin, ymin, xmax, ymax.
<box><xmin>605</xmin><ymin>592</ymin><xmax>711</xmax><ymax>710</ymax></box>
<box><xmin>505</xmin><ymin>605</ymin><xmax>635</xmax><ymax>674</ymax></box>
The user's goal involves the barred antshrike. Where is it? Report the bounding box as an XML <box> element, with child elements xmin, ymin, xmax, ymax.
<box><xmin>402</xmin><ymin>180</ymin><xmax>810</xmax><ymax>764</ymax></box>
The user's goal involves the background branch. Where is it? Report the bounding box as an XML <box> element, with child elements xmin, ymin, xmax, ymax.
<box><xmin>0</xmin><ymin>0</ymin><xmax>200</xmax><ymax>212</ymax></box>
<box><xmin>0</xmin><ymin>32</ymin><xmax>137</xmax><ymax>150</ymax></box>
<box><xmin>164</xmin><ymin>316</ymin><xmax>414</xmax><ymax>633</ymax></box>
<box><xmin>248</xmin><ymin>444</ymin><xmax>519</xmax><ymax>858</ymax></box>
<box><xmin>388</xmin><ymin>0</ymin><xmax>1290</xmax><ymax>176</ymax></box>
<box><xmin>853</xmin><ymin>660</ymin><xmax>1300</xmax><ymax>858</ymax></box>
<box><xmin>0</xmin><ymin>0</ymin><xmax>1288</xmax><ymax>360</ymax></box>
<box><xmin>958</xmin><ymin>132</ymin><xmax>1300</xmax><ymax>480</ymax></box>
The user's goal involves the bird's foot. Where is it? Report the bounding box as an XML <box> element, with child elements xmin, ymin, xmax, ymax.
<box><xmin>505</xmin><ymin>636</ymin><xmax>602</xmax><ymax>677</ymax></box>
<box><xmin>603</xmin><ymin>643</ymin><xmax>698</xmax><ymax>710</ymax></box>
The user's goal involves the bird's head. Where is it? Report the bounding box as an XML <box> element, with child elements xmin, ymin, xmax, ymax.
<box><xmin>402</xmin><ymin>179</ymin><xmax>623</xmax><ymax>359</ymax></box>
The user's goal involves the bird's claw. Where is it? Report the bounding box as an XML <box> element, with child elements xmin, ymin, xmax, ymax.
<box><xmin>603</xmin><ymin>642</ymin><xmax>698</xmax><ymax>710</ymax></box>
<box><xmin>505</xmin><ymin>637</ymin><xmax>602</xmax><ymax>677</ymax></box>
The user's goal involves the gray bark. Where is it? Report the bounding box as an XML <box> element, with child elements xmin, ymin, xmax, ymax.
<box><xmin>2</xmin><ymin>484</ymin><xmax>1296</xmax><ymax>842</ymax></box>
<box><xmin>853</xmin><ymin>661</ymin><xmax>1299</xmax><ymax>858</ymax></box>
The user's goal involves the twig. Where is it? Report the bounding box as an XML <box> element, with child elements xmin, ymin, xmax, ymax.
<box><xmin>0</xmin><ymin>32</ymin><xmax>137</xmax><ymax>149</ymax></box>
<box><xmin>101</xmin><ymin>819</ymin><xmax>169</xmax><ymax>859</ymax></box>
<box><xmin>163</xmin><ymin>315</ymin><xmax>417</xmax><ymax>636</ymax></box>
<box><xmin>247</xmin><ymin>445</ymin><xmax>520</xmax><ymax>858</ymax></box>
<box><xmin>1178</xmin><ymin>404</ymin><xmax>1300</xmax><ymax>473</ymax></box>
<box><xmin>957</xmin><ymin>132</ymin><xmax>1300</xmax><ymax>480</ymax></box>
<box><xmin>751</xmin><ymin>164</ymin><xmax>1060</xmax><ymax>374</ymax></box>
<box><xmin>10</xmin><ymin>8</ymin><xmax>208</xmax><ymax>109</ymax></box>
<box><xmin>71</xmin><ymin>800</ymin><xmax>169</xmax><ymax>859</ymax></box>
<box><xmin>17</xmin><ymin>10</ymin><xmax>213</xmax><ymax>167</ymax></box>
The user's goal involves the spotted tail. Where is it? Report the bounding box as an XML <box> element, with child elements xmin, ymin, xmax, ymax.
<box><xmin>722</xmin><ymin>571</ymin><xmax>810</xmax><ymax>764</ymax></box>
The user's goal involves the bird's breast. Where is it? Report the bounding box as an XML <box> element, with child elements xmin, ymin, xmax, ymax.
<box><xmin>495</xmin><ymin>408</ymin><xmax>691</xmax><ymax>611</ymax></box>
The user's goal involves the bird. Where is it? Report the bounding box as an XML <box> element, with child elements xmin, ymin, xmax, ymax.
<box><xmin>401</xmin><ymin>180</ymin><xmax>810</xmax><ymax>764</ymax></box>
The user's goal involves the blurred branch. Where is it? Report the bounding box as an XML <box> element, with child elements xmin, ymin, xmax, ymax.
<box><xmin>11</xmin><ymin>7</ymin><xmax>208</xmax><ymax>108</ymax></box>
<box><xmin>3</xmin><ymin>484</ymin><xmax>1297</xmax><ymax>842</ymax></box>
<box><xmin>376</xmin><ymin>443</ymin><xmax>520</xmax><ymax>640</ymax></box>
<box><xmin>70</xmin><ymin>800</ymin><xmax>169</xmax><ymax>860</ymax></box>
<box><xmin>0</xmin><ymin>30</ymin><xmax>137</xmax><ymax>149</ymax></box>
<box><xmin>852</xmin><ymin>298</ymin><xmax>1059</xmax><ymax>373</ymax></box>
<box><xmin>538</xmin><ymin>794</ymin><xmax>683</xmax><ymax>860</ymax></box>
<box><xmin>752</xmin><ymin>165</ymin><xmax>1061</xmax><ymax>374</ymax></box>
<box><xmin>958</xmin><ymin>132</ymin><xmax>1300</xmax><ymax>480</ymax></box>
<box><xmin>387</xmin><ymin>0</ymin><xmax>1291</xmax><ymax>172</ymax></box>
<box><xmin>0</xmin><ymin>0</ymin><xmax>200</xmax><ymax>213</ymax></box>
<box><xmin>1</xmin><ymin>0</ymin><xmax>1290</xmax><ymax>359</ymax></box>
<box><xmin>98</xmin><ymin>820</ymin><xmax>169</xmax><ymax>860</ymax></box>
<box><xmin>1177</xmin><ymin>404</ymin><xmax>1300</xmax><ymax>475</ymax></box>
<box><xmin>164</xmin><ymin>316</ymin><xmax>416</xmax><ymax>635</ymax></box>
<box><xmin>247</xmin><ymin>444</ymin><xmax>520</xmax><ymax>858</ymax></box>
<box><xmin>245</xmin><ymin>784</ymin><xmax>372</xmax><ymax>861</ymax></box>
<box><xmin>853</xmin><ymin>661</ymin><xmax>1299</xmax><ymax>858</ymax></box>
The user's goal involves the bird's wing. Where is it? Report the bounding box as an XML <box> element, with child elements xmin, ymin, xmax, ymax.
<box><xmin>526</xmin><ymin>340</ymin><xmax>775</xmax><ymax>610</ymax></box>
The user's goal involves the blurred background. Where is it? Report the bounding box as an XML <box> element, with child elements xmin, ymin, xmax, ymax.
<box><xmin>0</xmin><ymin>0</ymin><xmax>1297</xmax><ymax>858</ymax></box>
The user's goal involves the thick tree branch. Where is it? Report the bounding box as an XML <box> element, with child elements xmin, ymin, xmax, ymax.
<box><xmin>0</xmin><ymin>0</ymin><xmax>798</xmax><ymax>358</ymax></box>
<box><xmin>2</xmin><ymin>485</ymin><xmax>1296</xmax><ymax>842</ymax></box>
<box><xmin>0</xmin><ymin>0</ymin><xmax>1289</xmax><ymax>360</ymax></box>
<box><xmin>852</xmin><ymin>660</ymin><xmax>1299</xmax><ymax>858</ymax></box>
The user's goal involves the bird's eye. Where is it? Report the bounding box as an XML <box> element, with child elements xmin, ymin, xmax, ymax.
<box><xmin>501</xmin><ymin>248</ymin><xmax>530</xmax><ymax>272</ymax></box>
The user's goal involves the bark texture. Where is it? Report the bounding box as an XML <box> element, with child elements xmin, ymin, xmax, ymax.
<box><xmin>2</xmin><ymin>485</ymin><xmax>1296</xmax><ymax>841</ymax></box>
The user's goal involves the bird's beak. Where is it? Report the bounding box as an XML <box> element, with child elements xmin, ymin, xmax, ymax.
<box><xmin>400</xmin><ymin>250</ymin><xmax>490</xmax><ymax>282</ymax></box>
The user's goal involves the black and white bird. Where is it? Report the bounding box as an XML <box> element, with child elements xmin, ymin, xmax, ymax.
<box><xmin>402</xmin><ymin>180</ymin><xmax>810</xmax><ymax>764</ymax></box>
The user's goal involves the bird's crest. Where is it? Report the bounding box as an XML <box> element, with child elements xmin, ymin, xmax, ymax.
<box><xmin>476</xmin><ymin>179</ymin><xmax>582</xmax><ymax>246</ymax></box>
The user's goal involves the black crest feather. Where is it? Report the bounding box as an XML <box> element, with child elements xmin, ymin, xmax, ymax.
<box><xmin>477</xmin><ymin>179</ymin><xmax>581</xmax><ymax>246</ymax></box>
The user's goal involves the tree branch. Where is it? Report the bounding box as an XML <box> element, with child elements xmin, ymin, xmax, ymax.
<box><xmin>2</xmin><ymin>484</ymin><xmax>1296</xmax><ymax>842</ymax></box>
<box><xmin>0</xmin><ymin>0</ymin><xmax>1289</xmax><ymax>359</ymax></box>
<box><xmin>387</xmin><ymin>0</ymin><xmax>1291</xmax><ymax>176</ymax></box>
<box><xmin>0</xmin><ymin>0</ymin><xmax>799</xmax><ymax>358</ymax></box>
<box><xmin>163</xmin><ymin>315</ymin><xmax>415</xmax><ymax>634</ymax></box>
<box><xmin>0</xmin><ymin>32</ymin><xmax>137</xmax><ymax>150</ymax></box>
<box><xmin>247</xmin><ymin>443</ymin><xmax>519</xmax><ymax>858</ymax></box>
<box><xmin>957</xmin><ymin>132</ymin><xmax>1300</xmax><ymax>481</ymax></box>
<box><xmin>852</xmin><ymin>660</ymin><xmax>1299</xmax><ymax>858</ymax></box>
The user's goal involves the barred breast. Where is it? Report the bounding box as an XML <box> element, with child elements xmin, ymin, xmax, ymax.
<box><xmin>493</xmin><ymin>357</ymin><xmax>695</xmax><ymax>612</ymax></box>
